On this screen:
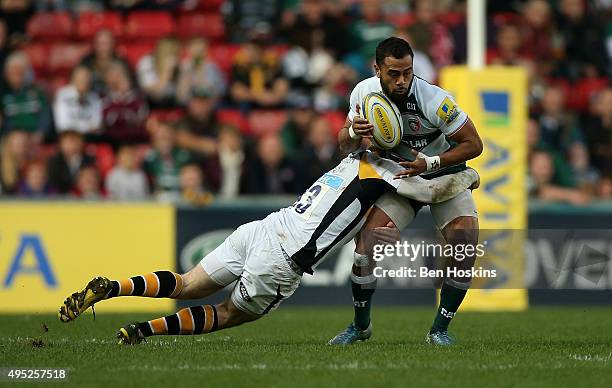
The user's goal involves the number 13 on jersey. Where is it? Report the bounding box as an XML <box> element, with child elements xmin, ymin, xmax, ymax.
<box><xmin>292</xmin><ymin>184</ymin><xmax>329</xmax><ymax>219</ymax></box>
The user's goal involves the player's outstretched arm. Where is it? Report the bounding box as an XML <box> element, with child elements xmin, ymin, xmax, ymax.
<box><xmin>395</xmin><ymin>168</ymin><xmax>480</xmax><ymax>203</ymax></box>
<box><xmin>395</xmin><ymin>118</ymin><xmax>483</xmax><ymax>177</ymax></box>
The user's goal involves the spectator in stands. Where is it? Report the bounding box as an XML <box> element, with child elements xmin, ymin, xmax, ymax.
<box><xmin>35</xmin><ymin>0</ymin><xmax>102</xmax><ymax>13</ymax></box>
<box><xmin>296</xmin><ymin>116</ymin><xmax>341</xmax><ymax>191</ymax></box>
<box><xmin>216</xmin><ymin>124</ymin><xmax>245</xmax><ymax>199</ymax></box>
<box><xmin>0</xmin><ymin>0</ymin><xmax>33</xmax><ymax>42</ymax></box>
<box><xmin>143</xmin><ymin>120</ymin><xmax>192</xmax><ymax>201</ymax></box>
<box><xmin>54</xmin><ymin>65</ymin><xmax>102</xmax><ymax>136</ymax></box>
<box><xmin>176</xmin><ymin>87</ymin><xmax>218</xmax><ymax>158</ymax></box>
<box><xmin>81</xmin><ymin>28</ymin><xmax>131</xmax><ymax>95</ymax></box>
<box><xmin>582</xmin><ymin>88</ymin><xmax>612</xmax><ymax>176</ymax></box>
<box><xmin>0</xmin><ymin>51</ymin><xmax>51</xmax><ymax>139</ymax></box>
<box><xmin>282</xmin><ymin>1</ymin><xmax>343</xmax><ymax>109</ymax></box>
<box><xmin>18</xmin><ymin>159</ymin><xmax>55</xmax><ymax>197</ymax></box>
<box><xmin>528</xmin><ymin>149</ymin><xmax>589</xmax><ymax>205</ymax></box>
<box><xmin>406</xmin><ymin>0</ymin><xmax>453</xmax><ymax>69</ymax></box>
<box><xmin>180</xmin><ymin>163</ymin><xmax>213</xmax><ymax>206</ymax></box>
<box><xmin>527</xmin><ymin>118</ymin><xmax>577</xmax><ymax>189</ymax></box>
<box><xmin>224</xmin><ymin>0</ymin><xmax>281</xmax><ymax>42</ymax></box>
<box><xmin>520</xmin><ymin>0</ymin><xmax>556</xmax><ymax>63</ymax></box>
<box><xmin>47</xmin><ymin>130</ymin><xmax>95</xmax><ymax>194</ymax></box>
<box><xmin>0</xmin><ymin>19</ymin><xmax>10</xmax><ymax>90</ymax></box>
<box><xmin>282</xmin><ymin>6</ymin><xmax>355</xmax><ymax>112</ymax></box>
<box><xmin>488</xmin><ymin>23</ymin><xmax>534</xmax><ymax>71</ymax></box>
<box><xmin>105</xmin><ymin>144</ymin><xmax>149</xmax><ymax>200</ymax></box>
<box><xmin>137</xmin><ymin>37</ymin><xmax>181</xmax><ymax>108</ymax></box>
<box><xmin>176</xmin><ymin>37</ymin><xmax>226</xmax><ymax>105</ymax></box>
<box><xmin>279</xmin><ymin>96</ymin><xmax>316</xmax><ymax>156</ymax></box>
<box><xmin>245</xmin><ymin>133</ymin><xmax>298</xmax><ymax>194</ymax></box>
<box><xmin>283</xmin><ymin>0</ymin><xmax>347</xmax><ymax>57</ymax></box>
<box><xmin>229</xmin><ymin>40</ymin><xmax>289</xmax><ymax>110</ymax></box>
<box><xmin>72</xmin><ymin>165</ymin><xmax>103</xmax><ymax>199</ymax></box>
<box><xmin>394</xmin><ymin>30</ymin><xmax>436</xmax><ymax>83</ymax></box>
<box><xmin>536</xmin><ymin>85</ymin><xmax>583</xmax><ymax>152</ymax></box>
<box><xmin>107</xmin><ymin>0</ymin><xmax>182</xmax><ymax>11</ymax></box>
<box><xmin>556</xmin><ymin>0</ymin><xmax>609</xmax><ymax>79</ymax></box>
<box><xmin>0</xmin><ymin>129</ymin><xmax>30</xmax><ymax>194</ymax></box>
<box><xmin>597</xmin><ymin>176</ymin><xmax>612</xmax><ymax>200</ymax></box>
<box><xmin>102</xmin><ymin>60</ymin><xmax>149</xmax><ymax>146</ymax></box>
<box><xmin>345</xmin><ymin>0</ymin><xmax>395</xmax><ymax>77</ymax></box>
<box><xmin>568</xmin><ymin>142</ymin><xmax>600</xmax><ymax>195</ymax></box>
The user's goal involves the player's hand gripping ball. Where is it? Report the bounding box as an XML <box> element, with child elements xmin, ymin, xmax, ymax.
<box><xmin>361</xmin><ymin>92</ymin><xmax>403</xmax><ymax>150</ymax></box>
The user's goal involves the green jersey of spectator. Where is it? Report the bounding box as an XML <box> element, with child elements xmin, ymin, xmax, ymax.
<box><xmin>143</xmin><ymin>147</ymin><xmax>192</xmax><ymax>194</ymax></box>
<box><xmin>0</xmin><ymin>84</ymin><xmax>51</xmax><ymax>136</ymax></box>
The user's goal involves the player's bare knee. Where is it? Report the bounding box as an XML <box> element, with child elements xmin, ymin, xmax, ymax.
<box><xmin>215</xmin><ymin>299</ymin><xmax>258</xmax><ymax>329</ymax></box>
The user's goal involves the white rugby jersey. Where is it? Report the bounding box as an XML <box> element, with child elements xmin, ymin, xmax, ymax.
<box><xmin>348</xmin><ymin>75</ymin><xmax>469</xmax><ymax>177</ymax></box>
<box><xmin>263</xmin><ymin>152</ymin><xmax>395</xmax><ymax>274</ymax></box>
<box><xmin>263</xmin><ymin>151</ymin><xmax>477</xmax><ymax>274</ymax></box>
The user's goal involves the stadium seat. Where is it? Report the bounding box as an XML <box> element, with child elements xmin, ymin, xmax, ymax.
<box><xmin>133</xmin><ymin>143</ymin><xmax>152</xmax><ymax>166</ymax></box>
<box><xmin>86</xmin><ymin>143</ymin><xmax>115</xmax><ymax>178</ymax></box>
<box><xmin>27</xmin><ymin>12</ymin><xmax>74</xmax><ymax>41</ymax></box>
<box><xmin>322</xmin><ymin>111</ymin><xmax>347</xmax><ymax>137</ymax></box>
<box><xmin>48</xmin><ymin>75</ymin><xmax>70</xmax><ymax>98</ymax></box>
<box><xmin>248</xmin><ymin>110</ymin><xmax>287</xmax><ymax>137</ymax></box>
<box><xmin>269</xmin><ymin>44</ymin><xmax>290</xmax><ymax>59</ymax></box>
<box><xmin>48</xmin><ymin>44</ymin><xmax>91</xmax><ymax>76</ymax></box>
<box><xmin>117</xmin><ymin>42</ymin><xmax>156</xmax><ymax>69</ymax></box>
<box><xmin>440</xmin><ymin>12</ymin><xmax>464</xmax><ymax>27</ymax></box>
<box><xmin>567</xmin><ymin>78</ymin><xmax>609</xmax><ymax>112</ymax></box>
<box><xmin>38</xmin><ymin>143</ymin><xmax>59</xmax><ymax>161</ymax></box>
<box><xmin>149</xmin><ymin>109</ymin><xmax>185</xmax><ymax>122</ymax></box>
<box><xmin>216</xmin><ymin>109</ymin><xmax>250</xmax><ymax>133</ymax></box>
<box><xmin>389</xmin><ymin>13</ymin><xmax>415</xmax><ymax>28</ymax></box>
<box><xmin>181</xmin><ymin>0</ymin><xmax>224</xmax><ymax>12</ymax></box>
<box><xmin>124</xmin><ymin>12</ymin><xmax>176</xmax><ymax>41</ymax></box>
<box><xmin>208</xmin><ymin>44</ymin><xmax>241</xmax><ymax>78</ymax></box>
<box><xmin>177</xmin><ymin>13</ymin><xmax>226</xmax><ymax>41</ymax></box>
<box><xmin>77</xmin><ymin>12</ymin><xmax>123</xmax><ymax>40</ymax></box>
<box><xmin>23</xmin><ymin>43</ymin><xmax>50</xmax><ymax>77</ymax></box>
<box><xmin>492</xmin><ymin>12</ymin><xmax>522</xmax><ymax>27</ymax></box>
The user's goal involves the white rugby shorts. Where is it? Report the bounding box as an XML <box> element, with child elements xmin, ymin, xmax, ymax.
<box><xmin>199</xmin><ymin>220</ymin><xmax>302</xmax><ymax>316</ymax></box>
<box><xmin>375</xmin><ymin>189</ymin><xmax>477</xmax><ymax>230</ymax></box>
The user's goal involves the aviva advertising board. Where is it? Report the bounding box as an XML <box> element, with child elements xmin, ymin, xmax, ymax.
<box><xmin>441</xmin><ymin>66</ymin><xmax>528</xmax><ymax>311</ymax></box>
<box><xmin>0</xmin><ymin>203</ymin><xmax>174</xmax><ymax>313</ymax></box>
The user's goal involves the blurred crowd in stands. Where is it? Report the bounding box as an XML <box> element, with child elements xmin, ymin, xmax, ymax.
<box><xmin>0</xmin><ymin>0</ymin><xmax>609</xmax><ymax>205</ymax></box>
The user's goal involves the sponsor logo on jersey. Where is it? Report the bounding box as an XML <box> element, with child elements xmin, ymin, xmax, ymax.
<box><xmin>408</xmin><ymin>118</ymin><xmax>421</xmax><ymax>132</ymax></box>
<box><xmin>436</xmin><ymin>97</ymin><xmax>460</xmax><ymax>125</ymax></box>
<box><xmin>406</xmin><ymin>102</ymin><xmax>416</xmax><ymax>111</ymax></box>
<box><xmin>317</xmin><ymin>173</ymin><xmax>345</xmax><ymax>191</ymax></box>
<box><xmin>409</xmin><ymin>139</ymin><xmax>428</xmax><ymax>148</ymax></box>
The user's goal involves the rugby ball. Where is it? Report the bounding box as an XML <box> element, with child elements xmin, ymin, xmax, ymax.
<box><xmin>362</xmin><ymin>92</ymin><xmax>403</xmax><ymax>150</ymax></box>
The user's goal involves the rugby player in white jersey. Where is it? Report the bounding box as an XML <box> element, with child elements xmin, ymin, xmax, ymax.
<box><xmin>58</xmin><ymin>148</ymin><xmax>478</xmax><ymax>344</ymax></box>
<box><xmin>328</xmin><ymin>37</ymin><xmax>483</xmax><ymax>346</ymax></box>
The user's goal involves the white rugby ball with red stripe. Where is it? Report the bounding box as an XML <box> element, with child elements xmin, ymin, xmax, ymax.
<box><xmin>362</xmin><ymin>92</ymin><xmax>403</xmax><ymax>150</ymax></box>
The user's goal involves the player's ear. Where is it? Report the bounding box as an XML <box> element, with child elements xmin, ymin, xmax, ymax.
<box><xmin>374</xmin><ymin>63</ymin><xmax>381</xmax><ymax>77</ymax></box>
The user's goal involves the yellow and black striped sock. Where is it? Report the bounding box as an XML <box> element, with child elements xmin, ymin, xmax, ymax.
<box><xmin>106</xmin><ymin>271</ymin><xmax>183</xmax><ymax>299</ymax></box>
<box><xmin>137</xmin><ymin>305</ymin><xmax>219</xmax><ymax>337</ymax></box>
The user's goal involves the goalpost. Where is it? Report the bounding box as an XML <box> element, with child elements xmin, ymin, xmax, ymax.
<box><xmin>440</xmin><ymin>0</ymin><xmax>529</xmax><ymax>311</ymax></box>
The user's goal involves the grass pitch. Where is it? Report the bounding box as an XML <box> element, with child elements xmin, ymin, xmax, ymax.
<box><xmin>1</xmin><ymin>307</ymin><xmax>611</xmax><ymax>387</ymax></box>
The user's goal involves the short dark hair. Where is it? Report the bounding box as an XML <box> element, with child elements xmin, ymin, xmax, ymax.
<box><xmin>375</xmin><ymin>37</ymin><xmax>414</xmax><ymax>66</ymax></box>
